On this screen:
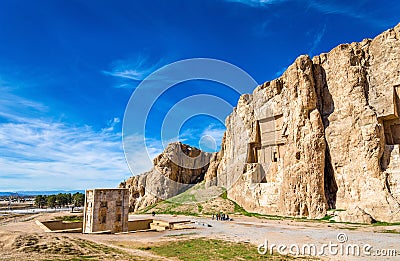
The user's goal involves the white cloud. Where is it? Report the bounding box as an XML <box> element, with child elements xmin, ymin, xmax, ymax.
<box><xmin>102</xmin><ymin>117</ymin><xmax>121</xmax><ymax>132</ymax></box>
<box><xmin>274</xmin><ymin>66</ymin><xmax>287</xmax><ymax>77</ymax></box>
<box><xmin>306</xmin><ymin>1</ymin><xmax>395</xmax><ymax>28</ymax></box>
<box><xmin>102</xmin><ymin>55</ymin><xmax>164</xmax><ymax>89</ymax></box>
<box><xmin>0</xmin><ymin>119</ymin><xmax>131</xmax><ymax>191</ymax></box>
<box><xmin>225</xmin><ymin>0</ymin><xmax>364</xmax><ymax>16</ymax></box>
<box><xmin>0</xmin><ymin>86</ymin><xmax>132</xmax><ymax>191</ymax></box>
<box><xmin>123</xmin><ymin>133</ymin><xmax>163</xmax><ymax>176</ymax></box>
<box><xmin>307</xmin><ymin>0</ymin><xmax>364</xmax><ymax>18</ymax></box>
<box><xmin>225</xmin><ymin>0</ymin><xmax>289</xmax><ymax>7</ymax></box>
<box><xmin>0</xmin><ymin>87</ymin><xmax>48</xmax><ymax>117</ymax></box>
<box><xmin>309</xmin><ymin>24</ymin><xmax>326</xmax><ymax>57</ymax></box>
<box><xmin>201</xmin><ymin>124</ymin><xmax>225</xmax><ymax>147</ymax></box>
<box><xmin>176</xmin><ymin>123</ymin><xmax>226</xmax><ymax>152</ymax></box>
<box><xmin>225</xmin><ymin>0</ymin><xmax>395</xmax><ymax>29</ymax></box>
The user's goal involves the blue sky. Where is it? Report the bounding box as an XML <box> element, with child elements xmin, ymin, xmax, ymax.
<box><xmin>0</xmin><ymin>0</ymin><xmax>399</xmax><ymax>191</ymax></box>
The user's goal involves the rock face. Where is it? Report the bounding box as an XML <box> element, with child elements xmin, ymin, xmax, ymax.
<box><xmin>120</xmin><ymin>142</ymin><xmax>212</xmax><ymax>212</ymax></box>
<box><xmin>204</xmin><ymin>23</ymin><xmax>400</xmax><ymax>222</ymax></box>
<box><xmin>333</xmin><ymin>207</ymin><xmax>374</xmax><ymax>224</ymax></box>
<box><xmin>208</xmin><ymin>56</ymin><xmax>328</xmax><ymax>219</ymax></box>
<box><xmin>123</xmin><ymin>24</ymin><xmax>400</xmax><ymax>223</ymax></box>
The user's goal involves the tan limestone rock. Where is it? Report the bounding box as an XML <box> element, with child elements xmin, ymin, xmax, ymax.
<box><xmin>334</xmin><ymin>206</ymin><xmax>374</xmax><ymax>224</ymax></box>
<box><xmin>120</xmin><ymin>142</ymin><xmax>212</xmax><ymax>212</ymax></box>
<box><xmin>125</xmin><ymin>23</ymin><xmax>400</xmax><ymax>223</ymax></box>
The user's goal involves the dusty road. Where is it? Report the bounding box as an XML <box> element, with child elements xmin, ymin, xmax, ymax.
<box><xmin>128</xmin><ymin>214</ymin><xmax>400</xmax><ymax>260</ymax></box>
<box><xmin>0</xmin><ymin>212</ymin><xmax>399</xmax><ymax>260</ymax></box>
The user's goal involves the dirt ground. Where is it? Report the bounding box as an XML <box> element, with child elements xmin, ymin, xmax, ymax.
<box><xmin>0</xmin><ymin>211</ymin><xmax>399</xmax><ymax>260</ymax></box>
<box><xmin>0</xmin><ymin>201</ymin><xmax>33</xmax><ymax>211</ymax></box>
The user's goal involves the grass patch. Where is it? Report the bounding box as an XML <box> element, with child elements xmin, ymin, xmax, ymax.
<box><xmin>158</xmin><ymin>209</ymin><xmax>200</xmax><ymax>217</ymax></box>
<box><xmin>372</xmin><ymin>221</ymin><xmax>400</xmax><ymax>226</ymax></box>
<box><xmin>138</xmin><ymin>246</ymin><xmax>152</xmax><ymax>250</ymax></box>
<box><xmin>229</xmin><ymin>199</ymin><xmax>284</xmax><ymax>220</ymax></box>
<box><xmin>165</xmin><ymin>182</ymin><xmax>207</xmax><ymax>204</ymax></box>
<box><xmin>319</xmin><ymin>215</ymin><xmax>332</xmax><ymax>221</ymax></box>
<box><xmin>153</xmin><ymin>203</ymin><xmax>199</xmax><ymax>216</ymax></box>
<box><xmin>165</xmin><ymin>232</ymin><xmax>198</xmax><ymax>237</ymax></box>
<box><xmin>327</xmin><ymin>209</ymin><xmax>345</xmax><ymax>212</ymax></box>
<box><xmin>380</xmin><ymin>229</ymin><xmax>400</xmax><ymax>234</ymax></box>
<box><xmin>168</xmin><ymin>191</ymin><xmax>197</xmax><ymax>204</ymax></box>
<box><xmin>139</xmin><ymin>199</ymin><xmax>200</xmax><ymax>217</ymax></box>
<box><xmin>137</xmin><ymin>202</ymin><xmax>159</xmax><ymax>214</ymax></box>
<box><xmin>68</xmin><ymin>256</ymin><xmax>96</xmax><ymax>260</ymax></box>
<box><xmin>221</xmin><ymin>190</ymin><xmax>227</xmax><ymax>200</ymax></box>
<box><xmin>142</xmin><ymin>238</ymin><xmax>295</xmax><ymax>260</ymax></box>
<box><xmin>343</xmin><ymin>226</ymin><xmax>358</xmax><ymax>230</ymax></box>
<box><xmin>136</xmin><ymin>182</ymin><xmax>226</xmax><ymax>216</ymax></box>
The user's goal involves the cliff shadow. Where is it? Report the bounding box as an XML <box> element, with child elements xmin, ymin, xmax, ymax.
<box><xmin>313</xmin><ymin>63</ymin><xmax>338</xmax><ymax>209</ymax></box>
<box><xmin>324</xmin><ymin>147</ymin><xmax>337</xmax><ymax>209</ymax></box>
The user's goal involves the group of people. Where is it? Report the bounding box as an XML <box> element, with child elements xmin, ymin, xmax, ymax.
<box><xmin>212</xmin><ymin>213</ymin><xmax>231</xmax><ymax>221</ymax></box>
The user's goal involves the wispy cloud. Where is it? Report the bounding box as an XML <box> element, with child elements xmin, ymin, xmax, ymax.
<box><xmin>0</xmin><ymin>86</ymin><xmax>131</xmax><ymax>191</ymax></box>
<box><xmin>0</xmin><ymin>120</ymin><xmax>131</xmax><ymax>191</ymax></box>
<box><xmin>225</xmin><ymin>0</ymin><xmax>289</xmax><ymax>7</ymax></box>
<box><xmin>177</xmin><ymin>123</ymin><xmax>225</xmax><ymax>152</ymax></box>
<box><xmin>102</xmin><ymin>55</ymin><xmax>164</xmax><ymax>89</ymax></box>
<box><xmin>307</xmin><ymin>0</ymin><xmax>396</xmax><ymax>28</ymax></box>
<box><xmin>102</xmin><ymin>117</ymin><xmax>120</xmax><ymax>132</ymax></box>
<box><xmin>201</xmin><ymin>124</ymin><xmax>225</xmax><ymax>147</ymax></box>
<box><xmin>225</xmin><ymin>0</ymin><xmax>396</xmax><ymax>29</ymax></box>
<box><xmin>307</xmin><ymin>0</ymin><xmax>364</xmax><ymax>18</ymax></box>
<box><xmin>274</xmin><ymin>66</ymin><xmax>287</xmax><ymax>77</ymax></box>
<box><xmin>0</xmin><ymin>86</ymin><xmax>48</xmax><ymax>118</ymax></box>
<box><xmin>227</xmin><ymin>0</ymin><xmax>365</xmax><ymax>17</ymax></box>
<box><xmin>123</xmin><ymin>134</ymin><xmax>164</xmax><ymax>176</ymax></box>
<box><xmin>309</xmin><ymin>24</ymin><xmax>326</xmax><ymax>57</ymax></box>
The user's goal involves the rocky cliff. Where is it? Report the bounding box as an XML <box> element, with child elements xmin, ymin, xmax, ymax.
<box><xmin>120</xmin><ymin>142</ymin><xmax>212</xmax><ymax>212</ymax></box>
<box><xmin>204</xmin><ymin>23</ymin><xmax>400</xmax><ymax>223</ymax></box>
<box><xmin>122</xmin><ymin>23</ymin><xmax>400</xmax><ymax>223</ymax></box>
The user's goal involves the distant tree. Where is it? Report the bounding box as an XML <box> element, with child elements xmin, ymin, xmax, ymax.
<box><xmin>35</xmin><ymin>195</ymin><xmax>46</xmax><ymax>208</ymax></box>
<box><xmin>73</xmin><ymin>192</ymin><xmax>85</xmax><ymax>207</ymax></box>
<box><xmin>47</xmin><ymin>195</ymin><xmax>56</xmax><ymax>208</ymax></box>
<box><xmin>67</xmin><ymin>193</ymin><xmax>72</xmax><ymax>205</ymax></box>
<box><xmin>56</xmin><ymin>193</ymin><xmax>69</xmax><ymax>207</ymax></box>
<box><xmin>34</xmin><ymin>195</ymin><xmax>41</xmax><ymax>207</ymax></box>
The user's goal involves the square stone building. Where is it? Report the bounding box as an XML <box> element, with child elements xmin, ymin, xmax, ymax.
<box><xmin>83</xmin><ymin>188</ymin><xmax>129</xmax><ymax>233</ymax></box>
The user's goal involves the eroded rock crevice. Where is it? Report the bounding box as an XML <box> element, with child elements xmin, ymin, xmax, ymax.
<box><xmin>323</xmin><ymin>146</ymin><xmax>337</xmax><ymax>210</ymax></box>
